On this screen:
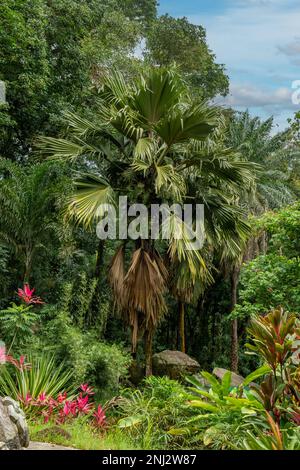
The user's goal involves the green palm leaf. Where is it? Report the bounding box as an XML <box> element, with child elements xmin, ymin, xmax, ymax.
<box><xmin>66</xmin><ymin>173</ymin><xmax>115</xmax><ymax>229</ymax></box>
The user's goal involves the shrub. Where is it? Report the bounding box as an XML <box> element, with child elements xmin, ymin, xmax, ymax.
<box><xmin>32</xmin><ymin>310</ymin><xmax>131</xmax><ymax>401</ymax></box>
<box><xmin>116</xmin><ymin>376</ymin><xmax>194</xmax><ymax>449</ymax></box>
<box><xmin>174</xmin><ymin>308</ymin><xmax>300</xmax><ymax>450</ymax></box>
<box><xmin>243</xmin><ymin>413</ymin><xmax>300</xmax><ymax>450</ymax></box>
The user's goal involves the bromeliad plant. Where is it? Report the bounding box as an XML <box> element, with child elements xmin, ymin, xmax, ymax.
<box><xmin>0</xmin><ymin>353</ymin><xmax>74</xmax><ymax>406</ymax></box>
<box><xmin>0</xmin><ymin>350</ymin><xmax>106</xmax><ymax>429</ymax></box>
<box><xmin>17</xmin><ymin>284</ymin><xmax>44</xmax><ymax>305</ymax></box>
<box><xmin>0</xmin><ymin>284</ymin><xmax>44</xmax><ymax>352</ymax></box>
<box><xmin>24</xmin><ymin>383</ymin><xmax>106</xmax><ymax>430</ymax></box>
<box><xmin>0</xmin><ymin>345</ymin><xmax>30</xmax><ymax>371</ymax></box>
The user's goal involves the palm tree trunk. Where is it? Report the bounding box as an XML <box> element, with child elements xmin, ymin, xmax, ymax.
<box><xmin>24</xmin><ymin>248</ymin><xmax>33</xmax><ymax>283</ymax></box>
<box><xmin>231</xmin><ymin>319</ymin><xmax>238</xmax><ymax>373</ymax></box>
<box><xmin>230</xmin><ymin>265</ymin><xmax>240</xmax><ymax>373</ymax></box>
<box><xmin>178</xmin><ymin>301</ymin><xmax>186</xmax><ymax>353</ymax></box>
<box><xmin>145</xmin><ymin>329</ymin><xmax>153</xmax><ymax>376</ymax></box>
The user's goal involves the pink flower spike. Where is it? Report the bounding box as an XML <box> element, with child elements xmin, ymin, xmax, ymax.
<box><xmin>93</xmin><ymin>405</ymin><xmax>106</xmax><ymax>427</ymax></box>
<box><xmin>17</xmin><ymin>283</ymin><xmax>44</xmax><ymax>305</ymax></box>
<box><xmin>77</xmin><ymin>395</ymin><xmax>92</xmax><ymax>414</ymax></box>
<box><xmin>80</xmin><ymin>383</ymin><xmax>95</xmax><ymax>395</ymax></box>
<box><xmin>57</xmin><ymin>392</ymin><xmax>67</xmax><ymax>403</ymax></box>
<box><xmin>24</xmin><ymin>392</ymin><xmax>32</xmax><ymax>405</ymax></box>
<box><xmin>38</xmin><ymin>392</ymin><xmax>47</xmax><ymax>403</ymax></box>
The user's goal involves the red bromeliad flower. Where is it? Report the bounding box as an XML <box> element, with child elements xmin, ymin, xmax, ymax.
<box><xmin>0</xmin><ymin>348</ymin><xmax>30</xmax><ymax>371</ymax></box>
<box><xmin>17</xmin><ymin>283</ymin><xmax>44</xmax><ymax>305</ymax></box>
<box><xmin>63</xmin><ymin>400</ymin><xmax>77</xmax><ymax>417</ymax></box>
<box><xmin>93</xmin><ymin>405</ymin><xmax>106</xmax><ymax>428</ymax></box>
<box><xmin>10</xmin><ymin>355</ymin><xmax>30</xmax><ymax>371</ymax></box>
<box><xmin>57</xmin><ymin>392</ymin><xmax>67</xmax><ymax>403</ymax></box>
<box><xmin>22</xmin><ymin>392</ymin><xmax>32</xmax><ymax>406</ymax></box>
<box><xmin>80</xmin><ymin>383</ymin><xmax>95</xmax><ymax>395</ymax></box>
<box><xmin>77</xmin><ymin>394</ymin><xmax>92</xmax><ymax>414</ymax></box>
<box><xmin>38</xmin><ymin>392</ymin><xmax>47</xmax><ymax>404</ymax></box>
<box><xmin>0</xmin><ymin>345</ymin><xmax>6</xmax><ymax>364</ymax></box>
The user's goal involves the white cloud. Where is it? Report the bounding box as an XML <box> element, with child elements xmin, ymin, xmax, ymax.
<box><xmin>221</xmin><ymin>84</ymin><xmax>293</xmax><ymax>108</ymax></box>
<box><xmin>278</xmin><ymin>38</ymin><xmax>300</xmax><ymax>65</ymax></box>
<box><xmin>190</xmin><ymin>3</ymin><xmax>300</xmax><ymax>69</ymax></box>
<box><xmin>187</xmin><ymin>0</ymin><xmax>300</xmax><ymax>129</ymax></box>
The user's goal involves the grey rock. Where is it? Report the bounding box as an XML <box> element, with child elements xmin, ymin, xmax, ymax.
<box><xmin>26</xmin><ymin>441</ymin><xmax>77</xmax><ymax>451</ymax></box>
<box><xmin>3</xmin><ymin>397</ymin><xmax>26</xmax><ymax>418</ymax></box>
<box><xmin>152</xmin><ymin>350</ymin><xmax>200</xmax><ymax>380</ymax></box>
<box><xmin>192</xmin><ymin>373</ymin><xmax>211</xmax><ymax>388</ymax></box>
<box><xmin>213</xmin><ymin>368</ymin><xmax>245</xmax><ymax>387</ymax></box>
<box><xmin>0</xmin><ymin>441</ymin><xmax>9</xmax><ymax>450</ymax></box>
<box><xmin>0</xmin><ymin>397</ymin><xmax>29</xmax><ymax>449</ymax></box>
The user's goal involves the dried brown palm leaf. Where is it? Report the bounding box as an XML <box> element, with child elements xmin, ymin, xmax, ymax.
<box><xmin>152</xmin><ymin>249</ymin><xmax>169</xmax><ymax>284</ymax></box>
<box><xmin>109</xmin><ymin>244</ymin><xmax>126</xmax><ymax>311</ymax></box>
<box><xmin>123</xmin><ymin>248</ymin><xmax>168</xmax><ymax>332</ymax></box>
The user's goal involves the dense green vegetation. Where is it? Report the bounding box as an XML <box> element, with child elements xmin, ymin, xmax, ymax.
<box><xmin>0</xmin><ymin>0</ymin><xmax>299</xmax><ymax>451</ymax></box>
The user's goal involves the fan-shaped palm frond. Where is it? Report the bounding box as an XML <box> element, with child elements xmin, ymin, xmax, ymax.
<box><xmin>155</xmin><ymin>103</ymin><xmax>218</xmax><ymax>147</ymax></box>
<box><xmin>131</xmin><ymin>67</ymin><xmax>187</xmax><ymax>125</ymax></box>
<box><xmin>65</xmin><ymin>173</ymin><xmax>115</xmax><ymax>229</ymax></box>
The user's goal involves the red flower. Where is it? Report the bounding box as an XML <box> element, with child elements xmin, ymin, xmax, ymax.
<box><xmin>11</xmin><ymin>355</ymin><xmax>31</xmax><ymax>371</ymax></box>
<box><xmin>63</xmin><ymin>400</ymin><xmax>77</xmax><ymax>416</ymax></box>
<box><xmin>24</xmin><ymin>392</ymin><xmax>32</xmax><ymax>405</ymax></box>
<box><xmin>77</xmin><ymin>394</ymin><xmax>92</xmax><ymax>414</ymax></box>
<box><xmin>17</xmin><ymin>283</ymin><xmax>44</xmax><ymax>305</ymax></box>
<box><xmin>0</xmin><ymin>350</ymin><xmax>30</xmax><ymax>371</ymax></box>
<box><xmin>0</xmin><ymin>345</ymin><xmax>6</xmax><ymax>364</ymax></box>
<box><xmin>80</xmin><ymin>383</ymin><xmax>95</xmax><ymax>395</ymax></box>
<box><xmin>57</xmin><ymin>392</ymin><xmax>67</xmax><ymax>403</ymax></box>
<box><xmin>93</xmin><ymin>405</ymin><xmax>106</xmax><ymax>427</ymax></box>
<box><xmin>38</xmin><ymin>392</ymin><xmax>47</xmax><ymax>404</ymax></box>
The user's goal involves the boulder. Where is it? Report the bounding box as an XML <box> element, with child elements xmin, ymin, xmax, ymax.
<box><xmin>152</xmin><ymin>350</ymin><xmax>200</xmax><ymax>380</ymax></box>
<box><xmin>0</xmin><ymin>397</ymin><xmax>29</xmax><ymax>450</ymax></box>
<box><xmin>213</xmin><ymin>367</ymin><xmax>245</xmax><ymax>387</ymax></box>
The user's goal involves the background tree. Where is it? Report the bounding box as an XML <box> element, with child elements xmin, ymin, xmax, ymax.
<box><xmin>0</xmin><ymin>0</ymin><xmax>142</xmax><ymax>159</ymax></box>
<box><xmin>223</xmin><ymin>111</ymin><xmax>300</xmax><ymax>371</ymax></box>
<box><xmin>0</xmin><ymin>158</ymin><xmax>67</xmax><ymax>283</ymax></box>
<box><xmin>145</xmin><ymin>15</ymin><xmax>229</xmax><ymax>99</ymax></box>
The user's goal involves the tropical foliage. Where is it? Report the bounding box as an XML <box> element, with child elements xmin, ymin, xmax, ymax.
<box><xmin>0</xmin><ymin>0</ymin><xmax>299</xmax><ymax>452</ymax></box>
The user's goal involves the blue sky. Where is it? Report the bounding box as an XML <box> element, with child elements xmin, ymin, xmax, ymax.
<box><xmin>159</xmin><ymin>0</ymin><xmax>300</xmax><ymax>130</ymax></box>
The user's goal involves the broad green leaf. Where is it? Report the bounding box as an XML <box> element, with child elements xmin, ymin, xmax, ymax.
<box><xmin>118</xmin><ymin>416</ymin><xmax>143</xmax><ymax>428</ymax></box>
<box><xmin>243</xmin><ymin>364</ymin><xmax>271</xmax><ymax>387</ymax></box>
